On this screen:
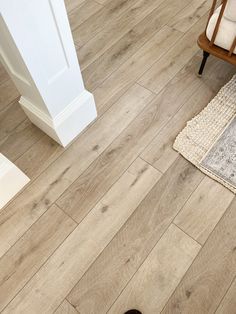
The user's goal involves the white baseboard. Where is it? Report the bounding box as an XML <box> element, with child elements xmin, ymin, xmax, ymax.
<box><xmin>19</xmin><ymin>90</ymin><xmax>97</xmax><ymax>147</ymax></box>
<box><xmin>0</xmin><ymin>154</ymin><xmax>30</xmax><ymax>209</ymax></box>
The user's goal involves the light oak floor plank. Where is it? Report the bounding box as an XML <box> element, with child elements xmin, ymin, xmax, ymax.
<box><xmin>0</xmin><ymin>119</ymin><xmax>43</xmax><ymax>162</ymax></box>
<box><xmin>162</xmin><ymin>197</ymin><xmax>236</xmax><ymax>314</ymax></box>
<box><xmin>167</xmin><ymin>0</ymin><xmax>212</xmax><ymax>33</ymax></box>
<box><xmin>138</xmin><ymin>14</ymin><xmax>208</xmax><ymax>94</ymax></box>
<box><xmin>68</xmin><ymin>0</ymin><xmax>103</xmax><ymax>32</ymax></box>
<box><xmin>15</xmin><ymin>135</ymin><xmax>64</xmax><ymax>179</ymax></box>
<box><xmin>108</xmin><ymin>224</ymin><xmax>201</xmax><ymax>314</ymax></box>
<box><xmin>0</xmin><ymin>79</ymin><xmax>19</xmax><ymax>112</ymax></box>
<box><xmin>64</xmin><ymin>0</ymin><xmax>85</xmax><ymax>14</ymax></box>
<box><xmin>77</xmin><ymin>0</ymin><xmax>167</xmax><ymax>70</ymax></box>
<box><xmin>0</xmin><ymin>100</ymin><xmax>26</xmax><ymax>144</ymax></box>
<box><xmin>0</xmin><ymin>204</ymin><xmax>76</xmax><ymax>312</ymax></box>
<box><xmin>216</xmin><ymin>278</ymin><xmax>236</xmax><ymax>314</ymax></box>
<box><xmin>82</xmin><ymin>0</ymin><xmax>191</xmax><ymax>91</ymax></box>
<box><xmin>2</xmin><ymin>158</ymin><xmax>161</xmax><ymax>314</ymax></box>
<box><xmin>72</xmin><ymin>0</ymin><xmax>137</xmax><ymax>47</ymax></box>
<box><xmin>67</xmin><ymin>157</ymin><xmax>204</xmax><ymax>314</ymax></box>
<box><xmin>92</xmin><ymin>25</ymin><xmax>182</xmax><ymax>115</ymax></box>
<box><xmin>10</xmin><ymin>23</ymin><xmax>179</xmax><ymax>177</ymax></box>
<box><xmin>174</xmin><ymin>176</ymin><xmax>234</xmax><ymax>245</ymax></box>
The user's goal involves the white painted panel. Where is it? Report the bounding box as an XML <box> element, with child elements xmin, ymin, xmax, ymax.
<box><xmin>0</xmin><ymin>0</ymin><xmax>97</xmax><ymax>145</ymax></box>
<box><xmin>0</xmin><ymin>154</ymin><xmax>30</xmax><ymax>209</ymax></box>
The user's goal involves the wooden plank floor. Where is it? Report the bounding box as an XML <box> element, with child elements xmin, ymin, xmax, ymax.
<box><xmin>0</xmin><ymin>0</ymin><xmax>235</xmax><ymax>313</ymax></box>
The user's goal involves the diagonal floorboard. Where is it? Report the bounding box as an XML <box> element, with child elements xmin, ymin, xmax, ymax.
<box><xmin>0</xmin><ymin>0</ymin><xmax>236</xmax><ymax>312</ymax></box>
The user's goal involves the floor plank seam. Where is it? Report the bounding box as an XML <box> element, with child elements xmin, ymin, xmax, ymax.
<box><xmin>160</xmin><ymin>195</ymin><xmax>236</xmax><ymax>313</ymax></box>
<box><xmin>0</xmin><ymin>95</ymin><xmax>20</xmax><ymax>115</ymax></box>
<box><xmin>138</xmin><ymin>75</ymin><xmax>210</xmax><ymax>174</ymax></box>
<box><xmin>133</xmin><ymin>30</ymin><xmax>186</xmax><ymax>89</ymax></box>
<box><xmin>80</xmin><ymin>5</ymin><xmax>188</xmax><ymax>89</ymax></box>
<box><xmin>55</xmin><ymin>204</ymin><xmax>79</xmax><ymax>226</ymax></box>
<box><xmin>82</xmin><ymin>22</ymin><xmax>184</xmax><ymax>89</ymax></box>
<box><xmin>62</xmin><ymin>177</ymin><xmax>160</xmax><ymax>310</ymax></box>
<box><xmin>0</xmin><ymin>207</ymin><xmax>78</xmax><ymax>313</ymax></box>
<box><xmin>104</xmin><ymin>173</ymin><xmax>205</xmax><ymax>312</ymax></box>
<box><xmin>134</xmin><ymin>57</ymin><xmax>202</xmax><ymax>162</ymax></box>
<box><xmin>172</xmin><ymin>222</ymin><xmax>202</xmax><ymax>246</ymax></box>
<box><xmin>134</xmin><ymin>8</ymin><xmax>210</xmax><ymax>93</ymax></box>
<box><xmin>213</xmin><ymin>274</ymin><xmax>236</xmax><ymax>314</ymax></box>
<box><xmin>72</xmin><ymin>0</ymin><xmax>140</xmax><ymax>49</ymax></box>
<box><xmin>53</xmin><ymin>298</ymin><xmax>79</xmax><ymax>314</ymax></box>
<box><xmin>139</xmin><ymin>156</ymin><xmax>164</xmax><ymax>174</ymax></box>
<box><xmin>78</xmin><ymin>9</ymin><xmax>180</xmax><ymax>72</ymax></box>
<box><xmin>136</xmin><ymin>42</ymin><xmax>199</xmax><ymax>95</ymax></box>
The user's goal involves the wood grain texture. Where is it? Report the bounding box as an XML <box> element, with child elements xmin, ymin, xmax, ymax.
<box><xmin>109</xmin><ymin>224</ymin><xmax>201</xmax><ymax>314</ymax></box>
<box><xmin>216</xmin><ymin>278</ymin><xmax>236</xmax><ymax>314</ymax></box>
<box><xmin>73</xmin><ymin>0</ymin><xmax>136</xmax><ymax>47</ymax></box>
<box><xmin>0</xmin><ymin>119</ymin><xmax>43</xmax><ymax>162</ymax></box>
<box><xmin>0</xmin><ymin>205</ymin><xmax>76</xmax><ymax>312</ymax></box>
<box><xmin>92</xmin><ymin>25</ymin><xmax>182</xmax><ymax>115</ymax></box>
<box><xmin>82</xmin><ymin>0</ymin><xmax>191</xmax><ymax>91</ymax></box>
<box><xmin>168</xmin><ymin>0</ymin><xmax>212</xmax><ymax>33</ymax></box>
<box><xmin>15</xmin><ymin>135</ymin><xmax>63</xmax><ymax>179</ymax></box>
<box><xmin>0</xmin><ymin>79</ymin><xmax>19</xmax><ymax>112</ymax></box>
<box><xmin>77</xmin><ymin>0</ymin><xmax>166</xmax><ymax>69</ymax></box>
<box><xmin>67</xmin><ymin>157</ymin><xmax>204</xmax><ymax>314</ymax></box>
<box><xmin>174</xmin><ymin>177</ymin><xmax>234</xmax><ymax>244</ymax></box>
<box><xmin>68</xmin><ymin>0</ymin><xmax>102</xmax><ymax>31</ymax></box>
<box><xmin>2</xmin><ymin>158</ymin><xmax>161</xmax><ymax>314</ymax></box>
<box><xmin>64</xmin><ymin>0</ymin><xmax>85</xmax><ymax>14</ymax></box>
<box><xmin>138</xmin><ymin>14</ymin><xmax>208</xmax><ymax>93</ymax></box>
<box><xmin>0</xmin><ymin>100</ymin><xmax>26</xmax><ymax>143</ymax></box>
<box><xmin>162</xmin><ymin>197</ymin><xmax>236</xmax><ymax>314</ymax></box>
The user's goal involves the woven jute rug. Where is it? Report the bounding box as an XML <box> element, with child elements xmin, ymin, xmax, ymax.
<box><xmin>174</xmin><ymin>74</ymin><xmax>236</xmax><ymax>193</ymax></box>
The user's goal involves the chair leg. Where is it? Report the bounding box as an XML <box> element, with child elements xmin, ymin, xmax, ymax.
<box><xmin>198</xmin><ymin>51</ymin><xmax>210</xmax><ymax>76</ymax></box>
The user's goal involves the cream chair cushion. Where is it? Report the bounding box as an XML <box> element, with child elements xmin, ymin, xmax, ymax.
<box><xmin>206</xmin><ymin>1</ymin><xmax>236</xmax><ymax>54</ymax></box>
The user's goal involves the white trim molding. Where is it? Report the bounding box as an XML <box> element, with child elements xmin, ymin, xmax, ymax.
<box><xmin>20</xmin><ymin>91</ymin><xmax>97</xmax><ymax>146</ymax></box>
<box><xmin>0</xmin><ymin>154</ymin><xmax>30</xmax><ymax>209</ymax></box>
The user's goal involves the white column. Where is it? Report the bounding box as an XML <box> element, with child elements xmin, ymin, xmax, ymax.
<box><xmin>0</xmin><ymin>0</ymin><xmax>97</xmax><ymax>147</ymax></box>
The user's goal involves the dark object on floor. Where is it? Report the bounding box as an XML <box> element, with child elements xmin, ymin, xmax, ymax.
<box><xmin>198</xmin><ymin>51</ymin><xmax>210</xmax><ymax>76</ymax></box>
<box><xmin>124</xmin><ymin>310</ymin><xmax>142</xmax><ymax>314</ymax></box>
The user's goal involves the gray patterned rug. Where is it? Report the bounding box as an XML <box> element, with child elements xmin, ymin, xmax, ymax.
<box><xmin>201</xmin><ymin>116</ymin><xmax>236</xmax><ymax>188</ymax></box>
<box><xmin>174</xmin><ymin>74</ymin><xmax>236</xmax><ymax>193</ymax></box>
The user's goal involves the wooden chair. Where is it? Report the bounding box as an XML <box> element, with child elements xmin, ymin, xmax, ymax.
<box><xmin>197</xmin><ymin>0</ymin><xmax>236</xmax><ymax>76</ymax></box>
